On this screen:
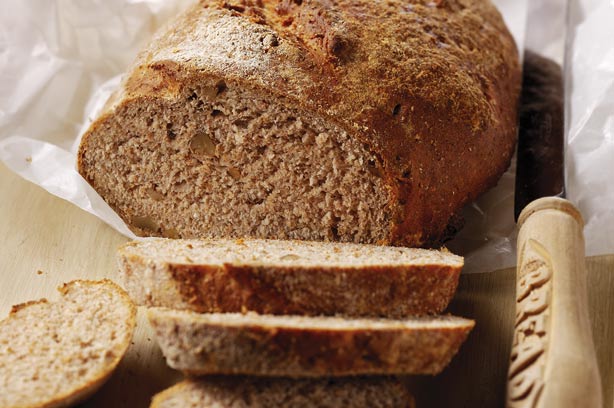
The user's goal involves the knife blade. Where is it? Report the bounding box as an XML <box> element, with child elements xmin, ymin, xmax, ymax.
<box><xmin>513</xmin><ymin>0</ymin><xmax>568</xmax><ymax>219</ymax></box>
<box><xmin>513</xmin><ymin>49</ymin><xmax>565</xmax><ymax>220</ymax></box>
<box><xmin>506</xmin><ymin>1</ymin><xmax>602</xmax><ymax>407</ymax></box>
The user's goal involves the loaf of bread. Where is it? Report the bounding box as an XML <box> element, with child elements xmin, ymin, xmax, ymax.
<box><xmin>0</xmin><ymin>280</ymin><xmax>136</xmax><ymax>408</ymax></box>
<box><xmin>77</xmin><ymin>0</ymin><xmax>520</xmax><ymax>247</ymax></box>
<box><xmin>151</xmin><ymin>377</ymin><xmax>415</xmax><ymax>408</ymax></box>
<box><xmin>119</xmin><ymin>238</ymin><xmax>463</xmax><ymax>317</ymax></box>
<box><xmin>148</xmin><ymin>308</ymin><xmax>474</xmax><ymax>377</ymax></box>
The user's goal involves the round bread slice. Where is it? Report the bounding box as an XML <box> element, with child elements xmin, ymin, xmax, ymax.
<box><xmin>151</xmin><ymin>377</ymin><xmax>415</xmax><ymax>408</ymax></box>
<box><xmin>147</xmin><ymin>308</ymin><xmax>474</xmax><ymax>377</ymax></box>
<box><xmin>0</xmin><ymin>280</ymin><xmax>137</xmax><ymax>408</ymax></box>
<box><xmin>119</xmin><ymin>238</ymin><xmax>463</xmax><ymax>317</ymax></box>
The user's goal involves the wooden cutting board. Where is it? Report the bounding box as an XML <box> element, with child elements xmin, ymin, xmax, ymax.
<box><xmin>1</xmin><ymin>162</ymin><xmax>612</xmax><ymax>408</ymax></box>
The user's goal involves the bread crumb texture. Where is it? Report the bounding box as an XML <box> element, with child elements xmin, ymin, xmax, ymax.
<box><xmin>0</xmin><ymin>280</ymin><xmax>136</xmax><ymax>408</ymax></box>
<box><xmin>121</xmin><ymin>238</ymin><xmax>463</xmax><ymax>267</ymax></box>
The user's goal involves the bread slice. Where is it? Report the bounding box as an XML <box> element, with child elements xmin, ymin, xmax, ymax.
<box><xmin>151</xmin><ymin>377</ymin><xmax>415</xmax><ymax>408</ymax></box>
<box><xmin>148</xmin><ymin>308</ymin><xmax>474</xmax><ymax>377</ymax></box>
<box><xmin>0</xmin><ymin>280</ymin><xmax>136</xmax><ymax>408</ymax></box>
<box><xmin>119</xmin><ymin>238</ymin><xmax>463</xmax><ymax>318</ymax></box>
<box><xmin>77</xmin><ymin>0</ymin><xmax>520</xmax><ymax>248</ymax></box>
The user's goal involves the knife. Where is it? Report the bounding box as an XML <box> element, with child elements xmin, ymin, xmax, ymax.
<box><xmin>506</xmin><ymin>1</ymin><xmax>602</xmax><ymax>407</ymax></box>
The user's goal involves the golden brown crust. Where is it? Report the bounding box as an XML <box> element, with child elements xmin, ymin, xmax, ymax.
<box><xmin>10</xmin><ymin>299</ymin><xmax>49</xmax><ymax>315</ymax></box>
<box><xmin>170</xmin><ymin>263</ymin><xmax>459</xmax><ymax>316</ymax></box>
<box><xmin>79</xmin><ymin>0</ymin><xmax>520</xmax><ymax>246</ymax></box>
<box><xmin>201</xmin><ymin>323</ymin><xmax>469</xmax><ymax>376</ymax></box>
<box><xmin>150</xmin><ymin>381</ymin><xmax>190</xmax><ymax>408</ymax></box>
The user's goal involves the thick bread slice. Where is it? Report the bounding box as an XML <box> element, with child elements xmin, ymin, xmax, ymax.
<box><xmin>119</xmin><ymin>238</ymin><xmax>463</xmax><ymax>317</ymax></box>
<box><xmin>148</xmin><ymin>309</ymin><xmax>474</xmax><ymax>377</ymax></box>
<box><xmin>151</xmin><ymin>377</ymin><xmax>415</xmax><ymax>408</ymax></box>
<box><xmin>77</xmin><ymin>0</ymin><xmax>520</xmax><ymax>247</ymax></box>
<box><xmin>0</xmin><ymin>280</ymin><xmax>136</xmax><ymax>408</ymax></box>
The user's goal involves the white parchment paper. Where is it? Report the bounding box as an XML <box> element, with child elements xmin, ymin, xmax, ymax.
<box><xmin>566</xmin><ymin>0</ymin><xmax>614</xmax><ymax>258</ymax></box>
<box><xmin>1</xmin><ymin>0</ymin><xmax>610</xmax><ymax>272</ymax></box>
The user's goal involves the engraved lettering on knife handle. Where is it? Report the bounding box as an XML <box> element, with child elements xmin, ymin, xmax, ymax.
<box><xmin>507</xmin><ymin>239</ymin><xmax>552</xmax><ymax>408</ymax></box>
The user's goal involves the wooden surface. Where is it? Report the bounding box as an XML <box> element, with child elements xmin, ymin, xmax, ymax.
<box><xmin>1</xmin><ymin>161</ymin><xmax>612</xmax><ymax>408</ymax></box>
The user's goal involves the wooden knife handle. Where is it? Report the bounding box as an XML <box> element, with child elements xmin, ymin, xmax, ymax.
<box><xmin>507</xmin><ymin>197</ymin><xmax>602</xmax><ymax>408</ymax></box>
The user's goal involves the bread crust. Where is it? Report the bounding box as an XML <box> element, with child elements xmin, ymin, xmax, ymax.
<box><xmin>78</xmin><ymin>0</ymin><xmax>520</xmax><ymax>246</ymax></box>
<box><xmin>1</xmin><ymin>280</ymin><xmax>137</xmax><ymax>408</ymax></box>
<box><xmin>119</xmin><ymin>248</ymin><xmax>461</xmax><ymax>318</ymax></box>
<box><xmin>148</xmin><ymin>309</ymin><xmax>474</xmax><ymax>377</ymax></box>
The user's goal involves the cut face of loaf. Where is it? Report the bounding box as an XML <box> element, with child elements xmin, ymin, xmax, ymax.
<box><xmin>77</xmin><ymin>0</ymin><xmax>520</xmax><ymax>247</ymax></box>
<box><xmin>151</xmin><ymin>377</ymin><xmax>415</xmax><ymax>408</ymax></box>
<box><xmin>119</xmin><ymin>238</ymin><xmax>463</xmax><ymax>317</ymax></box>
<box><xmin>80</xmin><ymin>79</ymin><xmax>391</xmax><ymax>244</ymax></box>
<box><xmin>148</xmin><ymin>309</ymin><xmax>475</xmax><ymax>377</ymax></box>
<box><xmin>0</xmin><ymin>280</ymin><xmax>136</xmax><ymax>408</ymax></box>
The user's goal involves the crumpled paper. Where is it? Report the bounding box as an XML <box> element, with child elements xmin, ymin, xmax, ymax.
<box><xmin>1</xmin><ymin>0</ymin><xmax>610</xmax><ymax>273</ymax></box>
<box><xmin>566</xmin><ymin>0</ymin><xmax>614</xmax><ymax>258</ymax></box>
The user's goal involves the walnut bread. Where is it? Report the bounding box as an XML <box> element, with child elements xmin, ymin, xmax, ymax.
<box><xmin>77</xmin><ymin>0</ymin><xmax>520</xmax><ymax>247</ymax></box>
<box><xmin>119</xmin><ymin>238</ymin><xmax>464</xmax><ymax>317</ymax></box>
<box><xmin>147</xmin><ymin>308</ymin><xmax>475</xmax><ymax>377</ymax></box>
<box><xmin>150</xmin><ymin>377</ymin><xmax>415</xmax><ymax>408</ymax></box>
<box><xmin>0</xmin><ymin>280</ymin><xmax>136</xmax><ymax>408</ymax></box>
